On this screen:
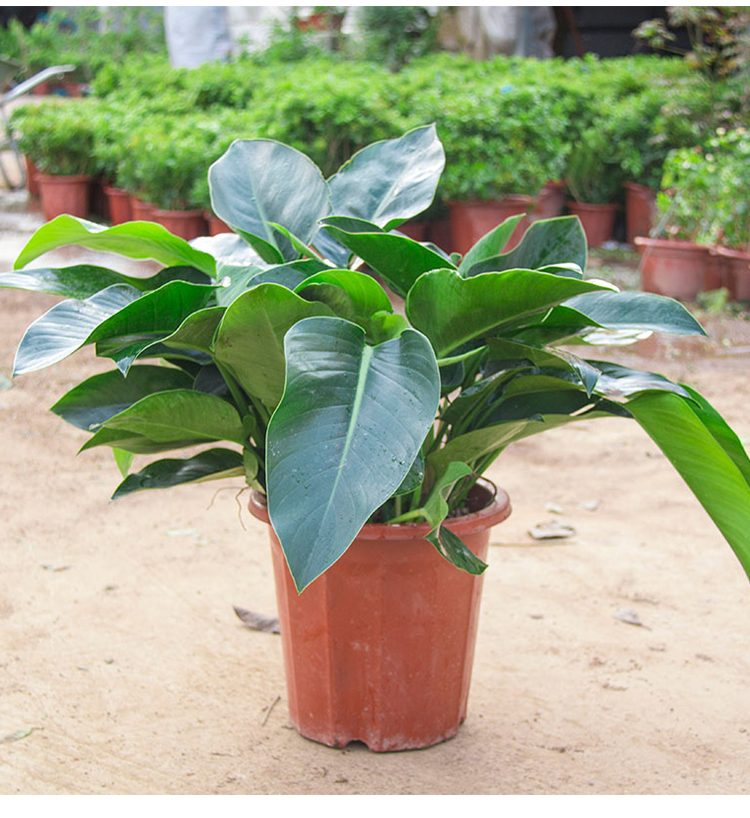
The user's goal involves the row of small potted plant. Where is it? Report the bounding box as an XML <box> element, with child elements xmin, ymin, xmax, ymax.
<box><xmin>11</xmin><ymin>51</ymin><xmax>740</xmax><ymax>253</ymax></box>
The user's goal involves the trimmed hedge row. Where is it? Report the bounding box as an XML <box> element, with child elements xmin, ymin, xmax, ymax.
<box><xmin>12</xmin><ymin>52</ymin><xmax>736</xmax><ymax>212</ymax></box>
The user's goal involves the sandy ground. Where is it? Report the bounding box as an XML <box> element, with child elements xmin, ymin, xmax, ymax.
<box><xmin>1</xmin><ymin>194</ymin><xmax>750</xmax><ymax>795</ymax></box>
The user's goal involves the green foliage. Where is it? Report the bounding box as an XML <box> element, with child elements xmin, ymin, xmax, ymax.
<box><xmin>11</xmin><ymin>99</ymin><xmax>97</xmax><ymax>176</ymax></box>
<box><xmin>357</xmin><ymin>6</ymin><xmax>441</xmax><ymax>72</ymax></box>
<box><xmin>659</xmin><ymin>127</ymin><xmax>750</xmax><ymax>248</ymax></box>
<box><xmin>4</xmin><ymin>126</ymin><xmax>750</xmax><ymax>594</ymax></box>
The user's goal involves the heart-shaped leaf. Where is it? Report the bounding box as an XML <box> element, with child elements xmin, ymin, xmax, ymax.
<box><xmin>14</xmin><ymin>216</ymin><xmax>216</xmax><ymax>276</ymax></box>
<box><xmin>266</xmin><ymin>316</ymin><xmax>440</xmax><ymax>591</ymax></box>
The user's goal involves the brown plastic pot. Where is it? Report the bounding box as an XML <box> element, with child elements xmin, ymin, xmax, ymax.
<box><xmin>37</xmin><ymin>173</ymin><xmax>90</xmax><ymax>220</ymax></box>
<box><xmin>205</xmin><ymin>212</ymin><xmax>232</xmax><ymax>235</ymax></box>
<box><xmin>635</xmin><ymin>237</ymin><xmax>713</xmax><ymax>301</ymax></box>
<box><xmin>130</xmin><ymin>197</ymin><xmax>157</xmax><ymax>221</ymax></box>
<box><xmin>624</xmin><ymin>182</ymin><xmax>656</xmax><ymax>245</ymax></box>
<box><xmin>449</xmin><ymin>196</ymin><xmax>534</xmax><ymax>256</ymax></box>
<box><xmin>396</xmin><ymin>219</ymin><xmax>428</xmax><ymax>242</ymax></box>
<box><xmin>249</xmin><ymin>483</ymin><xmax>511</xmax><ymax>752</ymax></box>
<box><xmin>104</xmin><ymin>186</ymin><xmax>133</xmax><ymax>225</ymax></box>
<box><xmin>152</xmin><ymin>208</ymin><xmax>207</xmax><ymax>240</ymax></box>
<box><xmin>567</xmin><ymin>201</ymin><xmax>618</xmax><ymax>247</ymax></box>
<box><xmin>713</xmin><ymin>245</ymin><xmax>750</xmax><ymax>301</ymax></box>
<box><xmin>25</xmin><ymin>157</ymin><xmax>40</xmax><ymax>197</ymax></box>
<box><xmin>531</xmin><ymin>180</ymin><xmax>567</xmax><ymax>220</ymax></box>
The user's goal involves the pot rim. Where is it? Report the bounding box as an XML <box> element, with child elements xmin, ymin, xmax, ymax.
<box><xmin>567</xmin><ymin>201</ymin><xmax>618</xmax><ymax>212</ymax></box>
<box><xmin>36</xmin><ymin>172</ymin><xmax>90</xmax><ymax>183</ymax></box>
<box><xmin>634</xmin><ymin>236</ymin><xmax>711</xmax><ymax>253</ymax></box>
<box><xmin>249</xmin><ymin>480</ymin><xmax>511</xmax><ymax>540</ymax></box>
<box><xmin>152</xmin><ymin>207</ymin><xmax>205</xmax><ymax>219</ymax></box>
<box><xmin>712</xmin><ymin>244</ymin><xmax>750</xmax><ymax>260</ymax></box>
<box><xmin>449</xmin><ymin>195</ymin><xmax>535</xmax><ymax>208</ymax></box>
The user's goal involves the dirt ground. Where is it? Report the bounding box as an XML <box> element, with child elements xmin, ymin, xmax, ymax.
<box><xmin>1</xmin><ymin>194</ymin><xmax>750</xmax><ymax>795</ymax></box>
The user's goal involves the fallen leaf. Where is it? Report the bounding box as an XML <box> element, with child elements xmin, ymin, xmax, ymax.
<box><xmin>40</xmin><ymin>564</ymin><xmax>71</xmax><ymax>572</ymax></box>
<box><xmin>528</xmin><ymin>520</ymin><xmax>576</xmax><ymax>540</ymax></box>
<box><xmin>578</xmin><ymin>499</ymin><xmax>600</xmax><ymax>511</ymax></box>
<box><xmin>233</xmin><ymin>606</ymin><xmax>280</xmax><ymax>634</ymax></box>
<box><xmin>614</xmin><ymin>608</ymin><xmax>650</xmax><ymax>629</ymax></box>
<box><xmin>544</xmin><ymin>502</ymin><xmax>563</xmax><ymax>514</ymax></box>
<box><xmin>0</xmin><ymin>374</ymin><xmax>11</xmax><ymax>391</ymax></box>
<box><xmin>165</xmin><ymin>528</ymin><xmax>200</xmax><ymax>538</ymax></box>
<box><xmin>1</xmin><ymin>727</ymin><xmax>42</xmax><ymax>744</ymax></box>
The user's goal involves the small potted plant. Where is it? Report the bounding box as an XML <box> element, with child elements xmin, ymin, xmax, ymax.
<box><xmin>3</xmin><ymin>125</ymin><xmax>749</xmax><ymax>753</ymax></box>
<box><xmin>565</xmin><ymin>126</ymin><xmax>624</xmax><ymax>247</ymax></box>
<box><xmin>636</xmin><ymin>143</ymin><xmax>722</xmax><ymax>300</ymax></box>
<box><xmin>11</xmin><ymin>99</ymin><xmax>96</xmax><ymax>220</ymax></box>
<box><xmin>440</xmin><ymin>87</ymin><xmax>567</xmax><ymax>254</ymax></box>
<box><xmin>704</xmin><ymin>127</ymin><xmax>750</xmax><ymax>300</ymax></box>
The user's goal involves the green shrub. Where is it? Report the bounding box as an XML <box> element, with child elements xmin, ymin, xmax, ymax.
<box><xmin>12</xmin><ymin>99</ymin><xmax>97</xmax><ymax>176</ymax></box>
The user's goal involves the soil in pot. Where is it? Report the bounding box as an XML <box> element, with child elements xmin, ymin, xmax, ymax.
<box><xmin>713</xmin><ymin>245</ymin><xmax>750</xmax><ymax>301</ymax></box>
<box><xmin>450</xmin><ymin>197</ymin><xmax>534</xmax><ymax>256</ymax></box>
<box><xmin>567</xmin><ymin>202</ymin><xmax>617</xmax><ymax>247</ymax></box>
<box><xmin>624</xmin><ymin>182</ymin><xmax>656</xmax><ymax>245</ymax></box>
<box><xmin>37</xmin><ymin>173</ymin><xmax>90</xmax><ymax>221</ymax></box>
<box><xmin>104</xmin><ymin>186</ymin><xmax>133</xmax><ymax>225</ymax></box>
<box><xmin>635</xmin><ymin>237</ymin><xmax>713</xmax><ymax>301</ymax></box>
<box><xmin>152</xmin><ymin>208</ymin><xmax>207</xmax><ymax>241</ymax></box>
<box><xmin>249</xmin><ymin>483</ymin><xmax>511</xmax><ymax>752</ymax></box>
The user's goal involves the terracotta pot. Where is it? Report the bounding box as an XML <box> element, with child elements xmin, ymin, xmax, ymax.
<box><xmin>713</xmin><ymin>245</ymin><xmax>750</xmax><ymax>301</ymax></box>
<box><xmin>25</xmin><ymin>157</ymin><xmax>40</xmax><ymax>197</ymax></box>
<box><xmin>567</xmin><ymin>201</ymin><xmax>618</xmax><ymax>247</ymax></box>
<box><xmin>624</xmin><ymin>182</ymin><xmax>656</xmax><ymax>245</ymax></box>
<box><xmin>427</xmin><ymin>218</ymin><xmax>453</xmax><ymax>252</ymax></box>
<box><xmin>130</xmin><ymin>197</ymin><xmax>157</xmax><ymax>221</ymax></box>
<box><xmin>397</xmin><ymin>219</ymin><xmax>428</xmax><ymax>242</ymax></box>
<box><xmin>531</xmin><ymin>180</ymin><xmax>567</xmax><ymax>221</ymax></box>
<box><xmin>37</xmin><ymin>173</ymin><xmax>90</xmax><ymax>220</ymax></box>
<box><xmin>449</xmin><ymin>196</ymin><xmax>534</xmax><ymax>256</ymax></box>
<box><xmin>205</xmin><ymin>212</ymin><xmax>232</xmax><ymax>236</ymax></box>
<box><xmin>31</xmin><ymin>81</ymin><xmax>51</xmax><ymax>96</ymax></box>
<box><xmin>634</xmin><ymin>237</ymin><xmax>713</xmax><ymax>301</ymax></box>
<box><xmin>152</xmin><ymin>208</ymin><xmax>207</xmax><ymax>241</ymax></box>
<box><xmin>104</xmin><ymin>186</ymin><xmax>133</xmax><ymax>225</ymax></box>
<box><xmin>249</xmin><ymin>483</ymin><xmax>511</xmax><ymax>752</ymax></box>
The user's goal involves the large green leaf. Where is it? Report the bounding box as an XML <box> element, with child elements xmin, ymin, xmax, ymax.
<box><xmin>80</xmin><ymin>426</ymin><xmax>208</xmax><ymax>455</ymax></box>
<box><xmin>320</xmin><ymin>218</ymin><xmax>455</xmax><ymax>296</ymax></box>
<box><xmin>464</xmin><ymin>217</ymin><xmax>587</xmax><ymax>277</ymax></box>
<box><xmin>266</xmin><ymin>316</ymin><xmax>440</xmax><ymax>591</ymax></box>
<box><xmin>294</xmin><ymin>268</ymin><xmax>392</xmax><ymax>337</ymax></box>
<box><xmin>627</xmin><ymin>391</ymin><xmax>750</xmax><ymax>580</ymax></box>
<box><xmin>111</xmin><ymin>448</ymin><xmax>245</xmax><ymax>499</ymax></box>
<box><xmin>208</xmin><ymin>139</ymin><xmax>330</xmax><ymax>263</ymax></box>
<box><xmin>212</xmin><ymin>283</ymin><xmax>335</xmax><ymax>410</ymax></box>
<box><xmin>406</xmin><ymin>268</ymin><xmax>610</xmax><ymax>357</ymax></box>
<box><xmin>217</xmin><ymin>258</ymin><xmax>330</xmax><ymax>307</ymax></box>
<box><xmin>458</xmin><ymin>215</ymin><xmax>523</xmax><ymax>275</ymax></box>
<box><xmin>92</xmin><ymin>389</ymin><xmax>245</xmax><ymax>445</ymax></box>
<box><xmin>328</xmin><ymin>124</ymin><xmax>444</xmax><ymax>230</ymax></box>
<box><xmin>51</xmin><ymin>365</ymin><xmax>194</xmax><ymax>431</ymax></box>
<box><xmin>13</xmin><ymin>216</ymin><xmax>216</xmax><ymax>276</ymax></box>
<box><xmin>0</xmin><ymin>265</ymin><xmax>132</xmax><ymax>299</ymax></box>
<box><xmin>564</xmin><ymin>290</ymin><xmax>707</xmax><ymax>336</ymax></box>
<box><xmin>13</xmin><ymin>284</ymin><xmax>142</xmax><ymax>375</ymax></box>
<box><xmin>78</xmin><ymin>281</ymin><xmax>216</xmax><ymax>375</ymax></box>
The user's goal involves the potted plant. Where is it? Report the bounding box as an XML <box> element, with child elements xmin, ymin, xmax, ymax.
<box><xmin>440</xmin><ymin>87</ymin><xmax>568</xmax><ymax>255</ymax></box>
<box><xmin>565</xmin><ymin>126</ymin><xmax>625</xmax><ymax>247</ymax></box>
<box><xmin>3</xmin><ymin>125</ymin><xmax>750</xmax><ymax>753</ymax></box>
<box><xmin>703</xmin><ymin>127</ymin><xmax>750</xmax><ymax>300</ymax></box>
<box><xmin>636</xmin><ymin>143</ymin><xmax>722</xmax><ymax>300</ymax></box>
<box><xmin>11</xmin><ymin>99</ymin><xmax>96</xmax><ymax>220</ymax></box>
<box><xmin>117</xmin><ymin>118</ymin><xmax>218</xmax><ymax>239</ymax></box>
